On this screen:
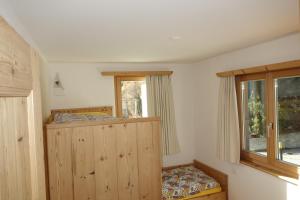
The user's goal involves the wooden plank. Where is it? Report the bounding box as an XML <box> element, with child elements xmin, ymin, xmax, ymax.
<box><xmin>190</xmin><ymin>191</ymin><xmax>226</xmax><ymax>200</ymax></box>
<box><xmin>47</xmin><ymin>128</ymin><xmax>73</xmax><ymax>200</ymax></box>
<box><xmin>137</xmin><ymin>121</ymin><xmax>162</xmax><ymax>200</ymax></box>
<box><xmin>12</xmin><ymin>98</ymin><xmax>32</xmax><ymax>200</ymax></box>
<box><xmin>137</xmin><ymin>122</ymin><xmax>154</xmax><ymax>200</ymax></box>
<box><xmin>27</xmin><ymin>49</ymin><xmax>47</xmax><ymax>200</ymax></box>
<box><xmin>116</xmin><ymin>123</ymin><xmax>139</xmax><ymax>200</ymax></box>
<box><xmin>152</xmin><ymin>121</ymin><xmax>162</xmax><ymax>200</ymax></box>
<box><xmin>216</xmin><ymin>59</ymin><xmax>300</xmax><ymax>77</ymax></box>
<box><xmin>72</xmin><ymin>127</ymin><xmax>96</xmax><ymax>200</ymax></box>
<box><xmin>101</xmin><ymin>71</ymin><xmax>173</xmax><ymax>77</ymax></box>
<box><xmin>93</xmin><ymin>125</ymin><xmax>118</xmax><ymax>200</ymax></box>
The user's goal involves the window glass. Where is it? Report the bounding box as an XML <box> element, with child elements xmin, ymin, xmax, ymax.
<box><xmin>275</xmin><ymin>76</ymin><xmax>300</xmax><ymax>166</ymax></box>
<box><xmin>121</xmin><ymin>79</ymin><xmax>148</xmax><ymax>118</ymax></box>
<box><xmin>241</xmin><ymin>80</ymin><xmax>267</xmax><ymax>156</ymax></box>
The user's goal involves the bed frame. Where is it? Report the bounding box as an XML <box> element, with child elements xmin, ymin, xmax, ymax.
<box><xmin>163</xmin><ymin>160</ymin><xmax>228</xmax><ymax>200</ymax></box>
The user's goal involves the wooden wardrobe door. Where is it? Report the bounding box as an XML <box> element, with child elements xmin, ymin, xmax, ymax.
<box><xmin>0</xmin><ymin>98</ymin><xmax>32</xmax><ymax>200</ymax></box>
<box><xmin>93</xmin><ymin>125</ymin><xmax>118</xmax><ymax>200</ymax></box>
<box><xmin>47</xmin><ymin>128</ymin><xmax>73</xmax><ymax>200</ymax></box>
<box><xmin>72</xmin><ymin>127</ymin><xmax>96</xmax><ymax>200</ymax></box>
<box><xmin>0</xmin><ymin>17</ymin><xmax>46</xmax><ymax>200</ymax></box>
<box><xmin>137</xmin><ymin>121</ymin><xmax>162</xmax><ymax>200</ymax></box>
<box><xmin>116</xmin><ymin>123</ymin><xmax>139</xmax><ymax>200</ymax></box>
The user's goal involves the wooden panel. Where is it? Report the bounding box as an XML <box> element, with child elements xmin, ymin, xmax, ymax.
<box><xmin>93</xmin><ymin>125</ymin><xmax>118</xmax><ymax>200</ymax></box>
<box><xmin>152</xmin><ymin>121</ymin><xmax>162</xmax><ymax>200</ymax></box>
<box><xmin>191</xmin><ymin>191</ymin><xmax>226</xmax><ymax>200</ymax></box>
<box><xmin>0</xmin><ymin>97</ymin><xmax>32</xmax><ymax>200</ymax></box>
<box><xmin>137</xmin><ymin>121</ymin><xmax>162</xmax><ymax>200</ymax></box>
<box><xmin>72</xmin><ymin>127</ymin><xmax>96</xmax><ymax>200</ymax></box>
<box><xmin>116</xmin><ymin>123</ymin><xmax>139</xmax><ymax>200</ymax></box>
<box><xmin>47</xmin><ymin>128</ymin><xmax>73</xmax><ymax>200</ymax></box>
<box><xmin>0</xmin><ymin>17</ymin><xmax>32</xmax><ymax>95</ymax></box>
<box><xmin>27</xmin><ymin>49</ymin><xmax>47</xmax><ymax>200</ymax></box>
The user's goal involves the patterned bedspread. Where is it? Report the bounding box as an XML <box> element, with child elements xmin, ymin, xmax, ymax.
<box><xmin>53</xmin><ymin>113</ymin><xmax>116</xmax><ymax>123</ymax></box>
<box><xmin>162</xmin><ymin>166</ymin><xmax>221</xmax><ymax>200</ymax></box>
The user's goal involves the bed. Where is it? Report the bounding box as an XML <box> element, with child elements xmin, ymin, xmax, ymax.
<box><xmin>162</xmin><ymin>160</ymin><xmax>228</xmax><ymax>200</ymax></box>
<box><xmin>45</xmin><ymin>106</ymin><xmax>162</xmax><ymax>200</ymax></box>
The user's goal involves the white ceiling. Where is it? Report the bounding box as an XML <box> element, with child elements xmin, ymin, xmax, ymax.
<box><xmin>7</xmin><ymin>0</ymin><xmax>300</xmax><ymax>63</ymax></box>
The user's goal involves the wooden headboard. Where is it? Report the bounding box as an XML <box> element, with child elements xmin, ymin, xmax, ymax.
<box><xmin>47</xmin><ymin>106</ymin><xmax>113</xmax><ymax>123</ymax></box>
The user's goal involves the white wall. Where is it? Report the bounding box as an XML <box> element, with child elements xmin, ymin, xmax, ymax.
<box><xmin>193</xmin><ymin>32</ymin><xmax>300</xmax><ymax>200</ymax></box>
<box><xmin>43</xmin><ymin>62</ymin><xmax>196</xmax><ymax>167</ymax></box>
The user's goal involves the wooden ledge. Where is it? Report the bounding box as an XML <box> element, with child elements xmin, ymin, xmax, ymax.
<box><xmin>101</xmin><ymin>71</ymin><xmax>173</xmax><ymax>77</ymax></box>
<box><xmin>240</xmin><ymin>160</ymin><xmax>300</xmax><ymax>185</ymax></box>
<box><xmin>216</xmin><ymin>60</ymin><xmax>300</xmax><ymax>77</ymax></box>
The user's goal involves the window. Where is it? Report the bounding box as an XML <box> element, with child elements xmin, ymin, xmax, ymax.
<box><xmin>236</xmin><ymin>68</ymin><xmax>300</xmax><ymax>178</ymax></box>
<box><xmin>114</xmin><ymin>76</ymin><xmax>148</xmax><ymax>118</ymax></box>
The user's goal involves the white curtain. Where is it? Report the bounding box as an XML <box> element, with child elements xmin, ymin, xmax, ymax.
<box><xmin>146</xmin><ymin>75</ymin><xmax>180</xmax><ymax>156</ymax></box>
<box><xmin>217</xmin><ymin>76</ymin><xmax>240</xmax><ymax>164</ymax></box>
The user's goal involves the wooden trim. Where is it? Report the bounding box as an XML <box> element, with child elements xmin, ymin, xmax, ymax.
<box><xmin>216</xmin><ymin>60</ymin><xmax>300</xmax><ymax>77</ymax></box>
<box><xmin>102</xmin><ymin>71</ymin><xmax>173</xmax><ymax>77</ymax></box>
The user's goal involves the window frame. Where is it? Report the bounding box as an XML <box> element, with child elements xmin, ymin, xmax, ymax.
<box><xmin>114</xmin><ymin>76</ymin><xmax>146</xmax><ymax>117</ymax></box>
<box><xmin>236</xmin><ymin>68</ymin><xmax>300</xmax><ymax>179</ymax></box>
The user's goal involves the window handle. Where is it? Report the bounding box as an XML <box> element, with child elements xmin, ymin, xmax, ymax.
<box><xmin>267</xmin><ymin>122</ymin><xmax>273</xmax><ymax>138</ymax></box>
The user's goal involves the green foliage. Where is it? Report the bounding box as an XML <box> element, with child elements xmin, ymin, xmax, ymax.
<box><xmin>248</xmin><ymin>92</ymin><xmax>265</xmax><ymax>137</ymax></box>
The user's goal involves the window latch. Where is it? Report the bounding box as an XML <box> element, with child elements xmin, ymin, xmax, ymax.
<box><xmin>267</xmin><ymin>122</ymin><xmax>273</xmax><ymax>138</ymax></box>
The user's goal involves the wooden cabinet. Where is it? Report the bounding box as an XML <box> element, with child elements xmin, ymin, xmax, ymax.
<box><xmin>47</xmin><ymin>119</ymin><xmax>162</xmax><ymax>200</ymax></box>
<box><xmin>0</xmin><ymin>17</ymin><xmax>32</xmax><ymax>95</ymax></box>
<box><xmin>0</xmin><ymin>17</ymin><xmax>46</xmax><ymax>200</ymax></box>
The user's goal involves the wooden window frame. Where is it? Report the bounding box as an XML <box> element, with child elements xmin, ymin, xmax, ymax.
<box><xmin>114</xmin><ymin>76</ymin><xmax>146</xmax><ymax>117</ymax></box>
<box><xmin>236</xmin><ymin>68</ymin><xmax>300</xmax><ymax>179</ymax></box>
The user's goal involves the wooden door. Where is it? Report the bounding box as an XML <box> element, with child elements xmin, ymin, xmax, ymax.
<box><xmin>0</xmin><ymin>98</ymin><xmax>32</xmax><ymax>200</ymax></box>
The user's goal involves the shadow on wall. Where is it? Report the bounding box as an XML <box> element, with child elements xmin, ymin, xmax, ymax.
<box><xmin>286</xmin><ymin>181</ymin><xmax>300</xmax><ymax>200</ymax></box>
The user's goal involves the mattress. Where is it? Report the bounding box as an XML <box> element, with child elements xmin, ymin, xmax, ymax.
<box><xmin>53</xmin><ymin>112</ymin><xmax>116</xmax><ymax>123</ymax></box>
<box><xmin>162</xmin><ymin>166</ymin><xmax>222</xmax><ymax>200</ymax></box>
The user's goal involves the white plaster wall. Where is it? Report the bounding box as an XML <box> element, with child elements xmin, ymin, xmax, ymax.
<box><xmin>193</xmin><ymin>32</ymin><xmax>300</xmax><ymax>200</ymax></box>
<box><xmin>43</xmin><ymin>62</ymin><xmax>196</xmax><ymax>167</ymax></box>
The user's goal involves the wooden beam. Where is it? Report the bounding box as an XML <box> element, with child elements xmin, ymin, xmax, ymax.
<box><xmin>101</xmin><ymin>71</ymin><xmax>173</xmax><ymax>77</ymax></box>
<box><xmin>216</xmin><ymin>60</ymin><xmax>300</xmax><ymax>77</ymax></box>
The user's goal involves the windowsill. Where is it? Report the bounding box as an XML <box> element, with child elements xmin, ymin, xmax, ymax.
<box><xmin>240</xmin><ymin>160</ymin><xmax>300</xmax><ymax>185</ymax></box>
